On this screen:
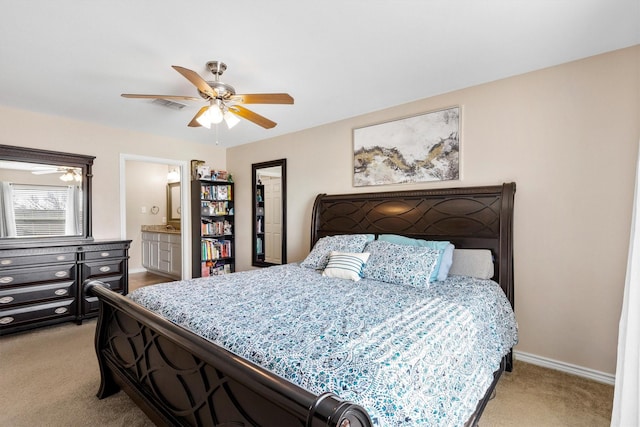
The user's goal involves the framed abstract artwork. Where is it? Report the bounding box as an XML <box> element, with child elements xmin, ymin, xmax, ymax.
<box><xmin>353</xmin><ymin>106</ymin><xmax>460</xmax><ymax>187</ymax></box>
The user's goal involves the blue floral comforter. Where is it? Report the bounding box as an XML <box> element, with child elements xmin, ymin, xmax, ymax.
<box><xmin>128</xmin><ymin>263</ymin><xmax>517</xmax><ymax>426</ymax></box>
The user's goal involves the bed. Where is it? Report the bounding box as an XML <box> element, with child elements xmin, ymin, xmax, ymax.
<box><xmin>86</xmin><ymin>182</ymin><xmax>516</xmax><ymax>427</ymax></box>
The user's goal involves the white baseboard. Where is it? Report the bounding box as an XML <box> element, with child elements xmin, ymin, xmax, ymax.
<box><xmin>128</xmin><ymin>267</ymin><xmax>146</xmax><ymax>274</ymax></box>
<box><xmin>514</xmin><ymin>350</ymin><xmax>615</xmax><ymax>385</ymax></box>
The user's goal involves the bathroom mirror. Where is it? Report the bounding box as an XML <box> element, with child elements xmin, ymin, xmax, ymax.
<box><xmin>252</xmin><ymin>159</ymin><xmax>287</xmax><ymax>267</ymax></box>
<box><xmin>167</xmin><ymin>182</ymin><xmax>181</xmax><ymax>224</ymax></box>
<box><xmin>0</xmin><ymin>144</ymin><xmax>94</xmax><ymax>245</ymax></box>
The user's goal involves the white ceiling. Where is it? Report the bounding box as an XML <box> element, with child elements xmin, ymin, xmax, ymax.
<box><xmin>1</xmin><ymin>1</ymin><xmax>638</xmax><ymax>147</ymax></box>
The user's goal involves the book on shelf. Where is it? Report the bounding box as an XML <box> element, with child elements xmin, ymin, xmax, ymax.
<box><xmin>201</xmin><ymin>201</ymin><xmax>229</xmax><ymax>216</ymax></box>
<box><xmin>201</xmin><ymin>260</ymin><xmax>233</xmax><ymax>277</ymax></box>
<box><xmin>256</xmin><ymin>236</ymin><xmax>263</xmax><ymax>255</ymax></box>
<box><xmin>201</xmin><ymin>185</ymin><xmax>233</xmax><ymax>201</ymax></box>
<box><xmin>201</xmin><ymin>219</ymin><xmax>232</xmax><ymax>236</ymax></box>
<box><xmin>217</xmin><ymin>185</ymin><xmax>228</xmax><ymax>200</ymax></box>
<box><xmin>201</xmin><ymin>238</ymin><xmax>232</xmax><ymax>261</ymax></box>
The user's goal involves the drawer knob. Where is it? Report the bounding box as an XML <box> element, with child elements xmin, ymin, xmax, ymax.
<box><xmin>54</xmin><ymin>289</ymin><xmax>68</xmax><ymax>296</ymax></box>
<box><xmin>99</xmin><ymin>266</ymin><xmax>111</xmax><ymax>273</ymax></box>
<box><xmin>0</xmin><ymin>316</ymin><xmax>14</xmax><ymax>325</ymax></box>
<box><xmin>54</xmin><ymin>307</ymin><xmax>68</xmax><ymax>314</ymax></box>
<box><xmin>54</xmin><ymin>271</ymin><xmax>68</xmax><ymax>278</ymax></box>
<box><xmin>100</xmin><ymin>252</ymin><xmax>110</xmax><ymax>257</ymax></box>
<box><xmin>0</xmin><ymin>259</ymin><xmax>13</xmax><ymax>266</ymax></box>
<box><xmin>0</xmin><ymin>296</ymin><xmax>14</xmax><ymax>304</ymax></box>
<box><xmin>56</xmin><ymin>255</ymin><xmax>67</xmax><ymax>261</ymax></box>
<box><xmin>0</xmin><ymin>277</ymin><xmax>14</xmax><ymax>284</ymax></box>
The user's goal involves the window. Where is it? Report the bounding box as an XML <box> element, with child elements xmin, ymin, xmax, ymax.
<box><xmin>10</xmin><ymin>184</ymin><xmax>79</xmax><ymax>237</ymax></box>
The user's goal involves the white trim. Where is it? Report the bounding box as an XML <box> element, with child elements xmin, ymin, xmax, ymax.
<box><xmin>119</xmin><ymin>154</ymin><xmax>192</xmax><ymax>279</ymax></box>
<box><xmin>128</xmin><ymin>267</ymin><xmax>147</xmax><ymax>274</ymax></box>
<box><xmin>514</xmin><ymin>350</ymin><xmax>615</xmax><ymax>385</ymax></box>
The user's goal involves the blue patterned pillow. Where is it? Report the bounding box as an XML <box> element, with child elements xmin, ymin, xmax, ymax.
<box><xmin>377</xmin><ymin>234</ymin><xmax>453</xmax><ymax>282</ymax></box>
<box><xmin>322</xmin><ymin>251</ymin><xmax>371</xmax><ymax>281</ymax></box>
<box><xmin>362</xmin><ymin>240</ymin><xmax>440</xmax><ymax>288</ymax></box>
<box><xmin>300</xmin><ymin>234</ymin><xmax>373</xmax><ymax>270</ymax></box>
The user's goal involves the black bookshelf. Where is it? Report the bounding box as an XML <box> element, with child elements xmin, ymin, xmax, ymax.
<box><xmin>255</xmin><ymin>184</ymin><xmax>265</xmax><ymax>263</ymax></box>
<box><xmin>191</xmin><ymin>179</ymin><xmax>234</xmax><ymax>277</ymax></box>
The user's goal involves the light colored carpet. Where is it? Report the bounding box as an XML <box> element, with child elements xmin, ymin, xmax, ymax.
<box><xmin>0</xmin><ymin>321</ymin><xmax>154</xmax><ymax>427</ymax></box>
<box><xmin>0</xmin><ymin>319</ymin><xmax>613</xmax><ymax>426</ymax></box>
<box><xmin>484</xmin><ymin>360</ymin><xmax>614</xmax><ymax>426</ymax></box>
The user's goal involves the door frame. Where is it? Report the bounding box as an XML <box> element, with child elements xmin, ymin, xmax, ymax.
<box><xmin>119</xmin><ymin>154</ymin><xmax>192</xmax><ymax>279</ymax></box>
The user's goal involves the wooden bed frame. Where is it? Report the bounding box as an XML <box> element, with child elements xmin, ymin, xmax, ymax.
<box><xmin>86</xmin><ymin>182</ymin><xmax>515</xmax><ymax>427</ymax></box>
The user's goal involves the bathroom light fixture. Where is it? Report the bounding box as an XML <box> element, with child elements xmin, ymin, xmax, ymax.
<box><xmin>167</xmin><ymin>168</ymin><xmax>180</xmax><ymax>182</ymax></box>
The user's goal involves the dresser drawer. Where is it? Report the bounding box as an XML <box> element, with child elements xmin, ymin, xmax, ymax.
<box><xmin>0</xmin><ymin>299</ymin><xmax>76</xmax><ymax>329</ymax></box>
<box><xmin>0</xmin><ymin>252</ymin><xmax>76</xmax><ymax>268</ymax></box>
<box><xmin>82</xmin><ymin>259</ymin><xmax>124</xmax><ymax>278</ymax></box>
<box><xmin>0</xmin><ymin>281</ymin><xmax>75</xmax><ymax>307</ymax></box>
<box><xmin>83</xmin><ymin>249</ymin><xmax>127</xmax><ymax>260</ymax></box>
<box><xmin>0</xmin><ymin>264</ymin><xmax>76</xmax><ymax>287</ymax></box>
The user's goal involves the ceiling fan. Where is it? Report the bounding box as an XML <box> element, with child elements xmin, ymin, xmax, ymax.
<box><xmin>122</xmin><ymin>61</ymin><xmax>294</xmax><ymax>130</ymax></box>
<box><xmin>31</xmin><ymin>166</ymin><xmax>81</xmax><ymax>182</ymax></box>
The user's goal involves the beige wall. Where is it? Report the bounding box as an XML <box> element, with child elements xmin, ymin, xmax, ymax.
<box><xmin>228</xmin><ymin>45</ymin><xmax>640</xmax><ymax>376</ymax></box>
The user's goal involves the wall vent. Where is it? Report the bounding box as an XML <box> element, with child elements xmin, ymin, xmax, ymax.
<box><xmin>151</xmin><ymin>98</ymin><xmax>188</xmax><ymax>110</ymax></box>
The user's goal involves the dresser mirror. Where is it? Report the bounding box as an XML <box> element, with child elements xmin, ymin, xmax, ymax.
<box><xmin>0</xmin><ymin>144</ymin><xmax>94</xmax><ymax>245</ymax></box>
<box><xmin>252</xmin><ymin>159</ymin><xmax>287</xmax><ymax>267</ymax></box>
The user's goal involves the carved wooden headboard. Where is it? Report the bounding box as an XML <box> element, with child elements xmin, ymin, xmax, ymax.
<box><xmin>310</xmin><ymin>183</ymin><xmax>516</xmax><ymax>307</ymax></box>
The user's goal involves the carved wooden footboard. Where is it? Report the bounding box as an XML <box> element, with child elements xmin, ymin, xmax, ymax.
<box><xmin>86</xmin><ymin>281</ymin><xmax>372</xmax><ymax>427</ymax></box>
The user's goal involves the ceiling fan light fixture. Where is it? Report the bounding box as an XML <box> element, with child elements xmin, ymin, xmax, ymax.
<box><xmin>224</xmin><ymin>111</ymin><xmax>240</xmax><ymax>129</ymax></box>
<box><xmin>210</xmin><ymin>105</ymin><xmax>224</xmax><ymax>124</ymax></box>
<box><xmin>195</xmin><ymin>113</ymin><xmax>212</xmax><ymax>129</ymax></box>
<box><xmin>60</xmin><ymin>169</ymin><xmax>81</xmax><ymax>182</ymax></box>
<box><xmin>196</xmin><ymin>102</ymin><xmax>225</xmax><ymax>128</ymax></box>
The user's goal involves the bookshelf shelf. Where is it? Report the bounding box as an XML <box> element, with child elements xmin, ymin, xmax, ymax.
<box><xmin>191</xmin><ymin>179</ymin><xmax>234</xmax><ymax>277</ymax></box>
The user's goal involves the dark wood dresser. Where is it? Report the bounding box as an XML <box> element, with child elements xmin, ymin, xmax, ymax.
<box><xmin>0</xmin><ymin>239</ymin><xmax>130</xmax><ymax>335</ymax></box>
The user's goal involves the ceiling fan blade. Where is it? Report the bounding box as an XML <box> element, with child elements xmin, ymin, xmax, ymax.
<box><xmin>121</xmin><ymin>94</ymin><xmax>201</xmax><ymax>101</ymax></box>
<box><xmin>188</xmin><ymin>106</ymin><xmax>209</xmax><ymax>127</ymax></box>
<box><xmin>172</xmin><ymin>65</ymin><xmax>216</xmax><ymax>99</ymax></box>
<box><xmin>230</xmin><ymin>93</ymin><xmax>294</xmax><ymax>104</ymax></box>
<box><xmin>229</xmin><ymin>105</ymin><xmax>277</xmax><ymax>129</ymax></box>
<box><xmin>32</xmin><ymin>170</ymin><xmax>61</xmax><ymax>175</ymax></box>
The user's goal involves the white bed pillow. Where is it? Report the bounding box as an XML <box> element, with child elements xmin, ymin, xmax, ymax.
<box><xmin>322</xmin><ymin>251</ymin><xmax>371</xmax><ymax>281</ymax></box>
<box><xmin>448</xmin><ymin>249</ymin><xmax>494</xmax><ymax>279</ymax></box>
